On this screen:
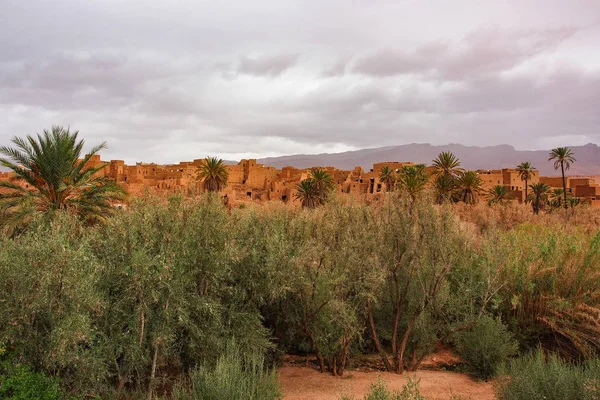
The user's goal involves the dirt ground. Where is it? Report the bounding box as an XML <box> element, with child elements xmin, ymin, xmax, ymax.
<box><xmin>279</xmin><ymin>366</ymin><xmax>496</xmax><ymax>400</ymax></box>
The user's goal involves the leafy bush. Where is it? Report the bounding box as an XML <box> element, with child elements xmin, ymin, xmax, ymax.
<box><xmin>496</xmin><ymin>349</ymin><xmax>600</xmax><ymax>400</ymax></box>
<box><xmin>455</xmin><ymin>316</ymin><xmax>518</xmax><ymax>380</ymax></box>
<box><xmin>0</xmin><ymin>362</ymin><xmax>67</xmax><ymax>400</ymax></box>
<box><xmin>171</xmin><ymin>343</ymin><xmax>281</xmax><ymax>400</ymax></box>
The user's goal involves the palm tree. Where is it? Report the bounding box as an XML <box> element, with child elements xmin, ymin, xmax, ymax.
<box><xmin>516</xmin><ymin>161</ymin><xmax>536</xmax><ymax>201</ymax></box>
<box><xmin>379</xmin><ymin>166</ymin><xmax>396</xmax><ymax>192</ymax></box>
<box><xmin>310</xmin><ymin>168</ymin><xmax>335</xmax><ymax>204</ymax></box>
<box><xmin>550</xmin><ymin>188</ymin><xmax>565</xmax><ymax>209</ymax></box>
<box><xmin>433</xmin><ymin>173</ymin><xmax>457</xmax><ymax>204</ymax></box>
<box><xmin>0</xmin><ymin>126</ymin><xmax>126</xmax><ymax>233</ymax></box>
<box><xmin>294</xmin><ymin>179</ymin><xmax>320</xmax><ymax>209</ymax></box>
<box><xmin>456</xmin><ymin>171</ymin><xmax>482</xmax><ymax>205</ymax></box>
<box><xmin>487</xmin><ymin>185</ymin><xmax>513</xmax><ymax>206</ymax></box>
<box><xmin>527</xmin><ymin>182</ymin><xmax>550</xmax><ymax>215</ymax></box>
<box><xmin>397</xmin><ymin>164</ymin><xmax>428</xmax><ymax>202</ymax></box>
<box><xmin>549</xmin><ymin>147</ymin><xmax>576</xmax><ymax>209</ymax></box>
<box><xmin>432</xmin><ymin>152</ymin><xmax>464</xmax><ymax>177</ymax></box>
<box><xmin>197</xmin><ymin>156</ymin><xmax>229</xmax><ymax>192</ymax></box>
<box><xmin>567</xmin><ymin>197</ymin><xmax>581</xmax><ymax>209</ymax></box>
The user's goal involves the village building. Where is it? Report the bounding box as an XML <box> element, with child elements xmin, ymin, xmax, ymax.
<box><xmin>1</xmin><ymin>155</ymin><xmax>599</xmax><ymax>207</ymax></box>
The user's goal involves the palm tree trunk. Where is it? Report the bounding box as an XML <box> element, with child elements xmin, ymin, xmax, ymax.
<box><xmin>524</xmin><ymin>178</ymin><xmax>528</xmax><ymax>203</ymax></box>
<box><xmin>561</xmin><ymin>162</ymin><xmax>567</xmax><ymax>209</ymax></box>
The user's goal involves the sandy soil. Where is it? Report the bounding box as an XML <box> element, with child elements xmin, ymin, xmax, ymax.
<box><xmin>279</xmin><ymin>366</ymin><xmax>496</xmax><ymax>400</ymax></box>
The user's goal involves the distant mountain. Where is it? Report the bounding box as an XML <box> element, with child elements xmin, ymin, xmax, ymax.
<box><xmin>258</xmin><ymin>143</ymin><xmax>600</xmax><ymax>176</ymax></box>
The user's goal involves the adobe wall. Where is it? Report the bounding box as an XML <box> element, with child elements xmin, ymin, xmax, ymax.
<box><xmin>574</xmin><ymin>183</ymin><xmax>600</xmax><ymax>198</ymax></box>
<box><xmin>569</xmin><ymin>178</ymin><xmax>594</xmax><ymax>188</ymax></box>
<box><xmin>477</xmin><ymin>170</ymin><xmax>504</xmax><ymax>190</ymax></box>
<box><xmin>372</xmin><ymin>162</ymin><xmax>414</xmax><ymax>173</ymax></box>
<box><xmin>540</xmin><ymin>176</ymin><xmax>568</xmax><ymax>189</ymax></box>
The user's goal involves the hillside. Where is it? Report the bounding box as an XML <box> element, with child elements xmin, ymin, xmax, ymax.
<box><xmin>258</xmin><ymin>143</ymin><xmax>600</xmax><ymax>176</ymax></box>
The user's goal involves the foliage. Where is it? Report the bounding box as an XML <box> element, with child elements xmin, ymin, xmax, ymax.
<box><xmin>171</xmin><ymin>343</ymin><xmax>281</xmax><ymax>400</ymax></box>
<box><xmin>455</xmin><ymin>316</ymin><xmax>519</xmax><ymax>380</ymax></box>
<box><xmin>548</xmin><ymin>147</ymin><xmax>576</xmax><ymax>171</ymax></box>
<box><xmin>367</xmin><ymin>197</ymin><xmax>468</xmax><ymax>373</ymax></box>
<box><xmin>197</xmin><ymin>156</ymin><xmax>229</xmax><ymax>192</ymax></box>
<box><xmin>397</xmin><ymin>164</ymin><xmax>428</xmax><ymax>202</ymax></box>
<box><xmin>548</xmin><ymin>147</ymin><xmax>576</xmax><ymax>209</ymax></box>
<box><xmin>295</xmin><ymin>169</ymin><xmax>335</xmax><ymax>208</ymax></box>
<box><xmin>455</xmin><ymin>171</ymin><xmax>482</xmax><ymax>204</ymax></box>
<box><xmin>379</xmin><ymin>166</ymin><xmax>397</xmax><ymax>192</ymax></box>
<box><xmin>516</xmin><ymin>161</ymin><xmax>535</xmax><ymax>199</ymax></box>
<box><xmin>310</xmin><ymin>168</ymin><xmax>336</xmax><ymax>203</ymax></box>
<box><xmin>495</xmin><ymin>348</ymin><xmax>600</xmax><ymax>400</ymax></box>
<box><xmin>496</xmin><ymin>226</ymin><xmax>600</xmax><ymax>359</ymax></box>
<box><xmin>2</xmin><ymin>190</ymin><xmax>600</xmax><ymax>397</ymax></box>
<box><xmin>0</xmin><ymin>362</ymin><xmax>67</xmax><ymax>400</ymax></box>
<box><xmin>487</xmin><ymin>185</ymin><xmax>513</xmax><ymax>206</ymax></box>
<box><xmin>294</xmin><ymin>178</ymin><xmax>320</xmax><ymax>208</ymax></box>
<box><xmin>433</xmin><ymin>173</ymin><xmax>457</xmax><ymax>204</ymax></box>
<box><xmin>432</xmin><ymin>152</ymin><xmax>463</xmax><ymax>177</ymax></box>
<box><xmin>526</xmin><ymin>182</ymin><xmax>550</xmax><ymax>214</ymax></box>
<box><xmin>341</xmin><ymin>376</ymin><xmax>426</xmax><ymax>400</ymax></box>
<box><xmin>0</xmin><ymin>126</ymin><xmax>126</xmax><ymax>235</ymax></box>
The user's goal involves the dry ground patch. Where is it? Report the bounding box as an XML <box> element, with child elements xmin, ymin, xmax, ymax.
<box><xmin>279</xmin><ymin>366</ymin><xmax>495</xmax><ymax>400</ymax></box>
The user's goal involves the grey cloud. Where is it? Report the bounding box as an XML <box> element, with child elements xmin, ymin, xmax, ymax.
<box><xmin>352</xmin><ymin>27</ymin><xmax>578</xmax><ymax>79</ymax></box>
<box><xmin>236</xmin><ymin>54</ymin><xmax>300</xmax><ymax>77</ymax></box>
<box><xmin>320</xmin><ymin>57</ymin><xmax>351</xmax><ymax>77</ymax></box>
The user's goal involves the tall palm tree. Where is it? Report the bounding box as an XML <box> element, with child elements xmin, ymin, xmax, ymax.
<box><xmin>197</xmin><ymin>156</ymin><xmax>229</xmax><ymax>192</ymax></box>
<box><xmin>433</xmin><ymin>173</ymin><xmax>457</xmax><ymax>204</ymax></box>
<box><xmin>456</xmin><ymin>170</ymin><xmax>482</xmax><ymax>205</ymax></box>
<box><xmin>432</xmin><ymin>152</ymin><xmax>464</xmax><ymax>177</ymax></box>
<box><xmin>310</xmin><ymin>168</ymin><xmax>335</xmax><ymax>204</ymax></box>
<box><xmin>397</xmin><ymin>164</ymin><xmax>429</xmax><ymax>202</ymax></box>
<box><xmin>516</xmin><ymin>161</ymin><xmax>536</xmax><ymax>201</ymax></box>
<box><xmin>527</xmin><ymin>182</ymin><xmax>550</xmax><ymax>215</ymax></box>
<box><xmin>487</xmin><ymin>185</ymin><xmax>513</xmax><ymax>206</ymax></box>
<box><xmin>0</xmin><ymin>126</ymin><xmax>126</xmax><ymax>233</ymax></box>
<box><xmin>379</xmin><ymin>166</ymin><xmax>396</xmax><ymax>192</ymax></box>
<box><xmin>294</xmin><ymin>179</ymin><xmax>320</xmax><ymax>209</ymax></box>
<box><xmin>549</xmin><ymin>147</ymin><xmax>576</xmax><ymax>209</ymax></box>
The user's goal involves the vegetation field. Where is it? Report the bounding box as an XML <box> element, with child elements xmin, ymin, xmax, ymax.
<box><xmin>1</xmin><ymin>129</ymin><xmax>600</xmax><ymax>399</ymax></box>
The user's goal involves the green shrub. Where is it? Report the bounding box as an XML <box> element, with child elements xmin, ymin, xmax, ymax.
<box><xmin>456</xmin><ymin>315</ymin><xmax>518</xmax><ymax>380</ymax></box>
<box><xmin>0</xmin><ymin>362</ymin><xmax>66</xmax><ymax>400</ymax></box>
<box><xmin>341</xmin><ymin>376</ymin><xmax>426</xmax><ymax>400</ymax></box>
<box><xmin>495</xmin><ymin>349</ymin><xmax>600</xmax><ymax>400</ymax></box>
<box><xmin>171</xmin><ymin>343</ymin><xmax>281</xmax><ymax>400</ymax></box>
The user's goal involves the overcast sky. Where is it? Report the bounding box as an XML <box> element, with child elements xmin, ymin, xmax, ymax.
<box><xmin>1</xmin><ymin>0</ymin><xmax>599</xmax><ymax>164</ymax></box>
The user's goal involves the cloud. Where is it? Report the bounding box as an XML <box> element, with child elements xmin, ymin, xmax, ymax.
<box><xmin>0</xmin><ymin>0</ymin><xmax>599</xmax><ymax>164</ymax></box>
<box><xmin>234</xmin><ymin>54</ymin><xmax>300</xmax><ymax>77</ymax></box>
<box><xmin>351</xmin><ymin>26</ymin><xmax>578</xmax><ymax>79</ymax></box>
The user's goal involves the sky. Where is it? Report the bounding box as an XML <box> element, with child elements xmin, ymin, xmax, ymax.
<box><xmin>1</xmin><ymin>0</ymin><xmax>599</xmax><ymax>164</ymax></box>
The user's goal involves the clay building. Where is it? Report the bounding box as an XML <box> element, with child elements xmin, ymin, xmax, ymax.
<box><xmin>477</xmin><ymin>168</ymin><xmax>540</xmax><ymax>202</ymax></box>
<box><xmin>1</xmin><ymin>154</ymin><xmax>598</xmax><ymax>208</ymax></box>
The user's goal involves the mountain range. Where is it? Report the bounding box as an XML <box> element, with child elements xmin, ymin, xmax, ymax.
<box><xmin>257</xmin><ymin>143</ymin><xmax>600</xmax><ymax>176</ymax></box>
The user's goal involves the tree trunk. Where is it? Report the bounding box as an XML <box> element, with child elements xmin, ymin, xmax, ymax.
<box><xmin>391</xmin><ymin>299</ymin><xmax>402</xmax><ymax>355</ymax></box>
<box><xmin>338</xmin><ymin>345</ymin><xmax>349</xmax><ymax>376</ymax></box>
<box><xmin>147</xmin><ymin>344</ymin><xmax>159</xmax><ymax>400</ymax></box>
<box><xmin>408</xmin><ymin>343</ymin><xmax>419</xmax><ymax>371</ymax></box>
<box><xmin>304</xmin><ymin>322</ymin><xmax>326</xmax><ymax>373</ymax></box>
<box><xmin>367</xmin><ymin>301</ymin><xmax>393</xmax><ymax>371</ymax></box>
<box><xmin>561</xmin><ymin>162</ymin><xmax>568</xmax><ymax>209</ymax></box>
<box><xmin>395</xmin><ymin>315</ymin><xmax>418</xmax><ymax>374</ymax></box>
<box><xmin>524</xmin><ymin>178</ymin><xmax>528</xmax><ymax>203</ymax></box>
